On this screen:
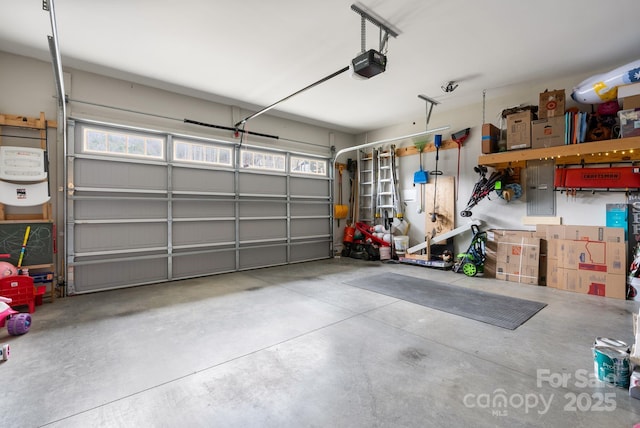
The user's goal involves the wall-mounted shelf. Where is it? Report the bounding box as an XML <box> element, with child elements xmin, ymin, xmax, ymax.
<box><xmin>478</xmin><ymin>136</ymin><xmax>640</xmax><ymax>168</ymax></box>
<box><xmin>395</xmin><ymin>138</ymin><xmax>460</xmax><ymax>157</ymax></box>
<box><xmin>0</xmin><ymin>113</ymin><xmax>57</xmax><ymax>301</ymax></box>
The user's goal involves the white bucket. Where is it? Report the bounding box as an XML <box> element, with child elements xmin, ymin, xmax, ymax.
<box><xmin>393</xmin><ymin>235</ymin><xmax>409</xmax><ymax>255</ymax></box>
<box><xmin>380</xmin><ymin>246</ymin><xmax>391</xmax><ymax>260</ymax></box>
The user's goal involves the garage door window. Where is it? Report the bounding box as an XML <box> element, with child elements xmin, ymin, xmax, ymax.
<box><xmin>83</xmin><ymin>127</ymin><xmax>164</xmax><ymax>159</ymax></box>
<box><xmin>241</xmin><ymin>149</ymin><xmax>286</xmax><ymax>171</ymax></box>
<box><xmin>291</xmin><ymin>156</ymin><xmax>327</xmax><ymax>176</ymax></box>
<box><xmin>174</xmin><ymin>139</ymin><xmax>232</xmax><ymax>166</ymax></box>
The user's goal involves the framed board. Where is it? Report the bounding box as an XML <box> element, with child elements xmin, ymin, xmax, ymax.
<box><xmin>424</xmin><ymin>175</ymin><xmax>455</xmax><ymax>240</ymax></box>
<box><xmin>0</xmin><ymin>221</ymin><xmax>53</xmax><ymax>266</ymax></box>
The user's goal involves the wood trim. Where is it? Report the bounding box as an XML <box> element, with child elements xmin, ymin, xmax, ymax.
<box><xmin>0</xmin><ymin>113</ymin><xmax>57</xmax><ymax>129</ymax></box>
<box><xmin>395</xmin><ymin>139</ymin><xmax>462</xmax><ymax>157</ymax></box>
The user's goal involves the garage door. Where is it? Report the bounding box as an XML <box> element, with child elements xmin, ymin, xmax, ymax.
<box><xmin>66</xmin><ymin>119</ymin><xmax>332</xmax><ymax>294</ymax></box>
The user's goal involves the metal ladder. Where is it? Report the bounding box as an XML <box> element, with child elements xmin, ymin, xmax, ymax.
<box><xmin>357</xmin><ymin>148</ymin><xmax>376</xmax><ymax>223</ymax></box>
<box><xmin>375</xmin><ymin>147</ymin><xmax>398</xmax><ymax>225</ymax></box>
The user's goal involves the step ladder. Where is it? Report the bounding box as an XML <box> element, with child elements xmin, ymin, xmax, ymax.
<box><xmin>357</xmin><ymin>148</ymin><xmax>376</xmax><ymax>223</ymax></box>
<box><xmin>376</xmin><ymin>151</ymin><xmax>396</xmax><ymax>219</ymax></box>
<box><xmin>376</xmin><ymin>149</ymin><xmax>396</xmax><ymax>223</ymax></box>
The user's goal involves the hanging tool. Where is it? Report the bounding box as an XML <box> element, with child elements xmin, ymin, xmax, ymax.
<box><xmin>451</xmin><ymin>128</ymin><xmax>470</xmax><ymax>200</ymax></box>
<box><xmin>390</xmin><ymin>146</ymin><xmax>404</xmax><ymax>220</ymax></box>
<box><xmin>334</xmin><ymin>164</ymin><xmax>348</xmax><ymax>225</ymax></box>
<box><xmin>346</xmin><ymin>159</ymin><xmax>357</xmax><ymax>225</ymax></box>
<box><xmin>413</xmin><ymin>140</ymin><xmax>428</xmax><ymax>214</ymax></box>
<box><xmin>430</xmin><ymin>134</ymin><xmax>444</xmax><ymax>222</ymax></box>
<box><xmin>416</xmin><ymin>95</ymin><xmax>440</xmax><ymax>215</ymax></box>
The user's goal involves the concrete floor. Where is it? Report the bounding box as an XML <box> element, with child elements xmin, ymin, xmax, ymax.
<box><xmin>3</xmin><ymin>257</ymin><xmax>640</xmax><ymax>427</ymax></box>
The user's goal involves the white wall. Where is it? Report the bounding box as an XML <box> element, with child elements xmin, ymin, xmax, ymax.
<box><xmin>1</xmin><ymin>50</ymin><xmax>629</xmax><ymax>258</ymax></box>
<box><xmin>0</xmin><ymin>51</ymin><xmax>357</xmax><ymax>258</ymax></box>
<box><xmin>359</xmin><ymin>70</ymin><xmax>628</xmax><ymax>252</ymax></box>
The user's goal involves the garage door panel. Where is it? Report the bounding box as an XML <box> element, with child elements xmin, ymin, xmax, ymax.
<box><xmin>75</xmin><ymin>223</ymin><xmax>167</xmax><ymax>254</ymax></box>
<box><xmin>75</xmin><ymin>159</ymin><xmax>167</xmax><ymax>191</ymax></box>
<box><xmin>239</xmin><ymin>245</ymin><xmax>287</xmax><ymax>269</ymax></box>
<box><xmin>239</xmin><ymin>201</ymin><xmax>286</xmax><ymax>217</ymax></box>
<box><xmin>239</xmin><ymin>173</ymin><xmax>286</xmax><ymax>195</ymax></box>
<box><xmin>172</xmin><ymin>250</ymin><xmax>236</xmax><ymax>277</ymax></box>
<box><xmin>290</xmin><ymin>177</ymin><xmax>328</xmax><ymax>197</ymax></box>
<box><xmin>172</xmin><ymin>199</ymin><xmax>234</xmax><ymax>219</ymax></box>
<box><xmin>73</xmin><ymin>258</ymin><xmax>169</xmax><ymax>293</ymax></box>
<box><xmin>291</xmin><ymin>219</ymin><xmax>330</xmax><ymax>237</ymax></box>
<box><xmin>173</xmin><ymin>221</ymin><xmax>235</xmax><ymax>246</ymax></box>
<box><xmin>290</xmin><ymin>202</ymin><xmax>329</xmax><ymax>217</ymax></box>
<box><xmin>172</xmin><ymin>168</ymin><xmax>234</xmax><ymax>194</ymax></box>
<box><xmin>68</xmin><ymin>120</ymin><xmax>331</xmax><ymax>294</ymax></box>
<box><xmin>239</xmin><ymin>220</ymin><xmax>286</xmax><ymax>241</ymax></box>
<box><xmin>290</xmin><ymin>241</ymin><xmax>331</xmax><ymax>262</ymax></box>
<box><xmin>74</xmin><ymin>199</ymin><xmax>168</xmax><ymax>220</ymax></box>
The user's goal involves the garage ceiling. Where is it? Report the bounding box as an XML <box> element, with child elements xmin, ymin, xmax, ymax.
<box><xmin>1</xmin><ymin>0</ymin><xmax>640</xmax><ymax>134</ymax></box>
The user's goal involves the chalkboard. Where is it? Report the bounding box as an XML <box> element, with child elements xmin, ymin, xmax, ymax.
<box><xmin>0</xmin><ymin>222</ymin><xmax>53</xmax><ymax>266</ymax></box>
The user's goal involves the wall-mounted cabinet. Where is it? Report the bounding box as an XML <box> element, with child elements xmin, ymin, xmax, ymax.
<box><xmin>478</xmin><ymin>136</ymin><xmax>640</xmax><ymax>168</ymax></box>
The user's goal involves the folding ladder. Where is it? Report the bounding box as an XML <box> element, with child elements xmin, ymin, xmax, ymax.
<box><xmin>357</xmin><ymin>148</ymin><xmax>376</xmax><ymax>223</ymax></box>
<box><xmin>376</xmin><ymin>149</ymin><xmax>396</xmax><ymax>223</ymax></box>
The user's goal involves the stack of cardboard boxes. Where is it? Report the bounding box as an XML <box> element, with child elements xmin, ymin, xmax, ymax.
<box><xmin>531</xmin><ymin>89</ymin><xmax>566</xmax><ymax>149</ymax></box>
<box><xmin>481</xmin><ymin>90</ymin><xmax>567</xmax><ymax>154</ymax></box>
<box><xmin>618</xmin><ymin>83</ymin><xmax>640</xmax><ymax>138</ymax></box>
<box><xmin>481</xmin><ymin>83</ymin><xmax>640</xmax><ymax>155</ymax></box>
<box><xmin>539</xmin><ymin>225</ymin><xmax>626</xmax><ymax>299</ymax></box>
<box><xmin>484</xmin><ymin>225</ymin><xmax>627</xmax><ymax>300</ymax></box>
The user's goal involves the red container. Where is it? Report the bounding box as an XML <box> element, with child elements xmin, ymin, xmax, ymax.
<box><xmin>343</xmin><ymin>226</ymin><xmax>355</xmax><ymax>243</ymax></box>
<box><xmin>0</xmin><ymin>275</ymin><xmax>36</xmax><ymax>313</ymax></box>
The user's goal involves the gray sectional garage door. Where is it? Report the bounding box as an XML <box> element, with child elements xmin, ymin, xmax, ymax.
<box><xmin>66</xmin><ymin>119</ymin><xmax>331</xmax><ymax>294</ymax></box>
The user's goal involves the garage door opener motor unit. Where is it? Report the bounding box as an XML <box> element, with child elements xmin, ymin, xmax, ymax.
<box><xmin>352</xmin><ymin>49</ymin><xmax>386</xmax><ymax>78</ymax></box>
<box><xmin>349</xmin><ymin>3</ymin><xmax>398</xmax><ymax>79</ymax></box>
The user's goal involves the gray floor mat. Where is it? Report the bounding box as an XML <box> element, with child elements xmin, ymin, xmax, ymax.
<box><xmin>345</xmin><ymin>272</ymin><xmax>547</xmax><ymax>330</ymax></box>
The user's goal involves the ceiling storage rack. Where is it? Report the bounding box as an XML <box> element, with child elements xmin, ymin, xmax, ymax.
<box><xmin>477</xmin><ymin>136</ymin><xmax>640</xmax><ymax>168</ymax></box>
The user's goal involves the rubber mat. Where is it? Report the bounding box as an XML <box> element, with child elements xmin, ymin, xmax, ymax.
<box><xmin>345</xmin><ymin>272</ymin><xmax>546</xmax><ymax>330</ymax></box>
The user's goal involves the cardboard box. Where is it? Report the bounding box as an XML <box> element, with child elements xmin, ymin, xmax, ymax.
<box><xmin>506</xmin><ymin>111</ymin><xmax>532</xmax><ymax>150</ymax></box>
<box><xmin>484</xmin><ymin>240</ymin><xmax>497</xmax><ymax>278</ymax></box>
<box><xmin>494</xmin><ymin>237</ymin><xmax>540</xmax><ymax>285</ymax></box>
<box><xmin>548</xmin><ymin>239</ymin><xmax>560</xmax><ymax>260</ymax></box>
<box><xmin>623</xmin><ymin>95</ymin><xmax>640</xmax><ymax>110</ymax></box>
<box><xmin>559</xmin><ymin>268</ymin><xmax>626</xmax><ymax>299</ymax></box>
<box><xmin>497</xmin><ymin>238</ymin><xmax>540</xmax><ymax>267</ymax></box>
<box><xmin>546</xmin><ymin>258</ymin><xmax>559</xmax><ymax>288</ymax></box>
<box><xmin>482</xmin><ymin>123</ymin><xmax>500</xmax><ymax>154</ymax></box>
<box><xmin>559</xmin><ymin>239</ymin><xmax>626</xmax><ymax>275</ymax></box>
<box><xmin>618</xmin><ymin>82</ymin><xmax>640</xmax><ymax>99</ymax></box>
<box><xmin>531</xmin><ymin>116</ymin><xmax>565</xmax><ymax>148</ymax></box>
<box><xmin>544</xmin><ymin>225</ymin><xmax>625</xmax><ymax>242</ymax></box>
<box><xmin>488</xmin><ymin>229</ymin><xmax>535</xmax><ymax>241</ymax></box>
<box><xmin>496</xmin><ymin>264</ymin><xmax>539</xmax><ymax>285</ymax></box>
<box><xmin>539</xmin><ymin>89</ymin><xmax>566</xmax><ymax>118</ymax></box>
<box><xmin>534</xmin><ymin>224</ymin><xmax>549</xmax><ymax>239</ymax></box>
<box><xmin>619</xmin><ymin>108</ymin><xmax>640</xmax><ymax>138</ymax></box>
